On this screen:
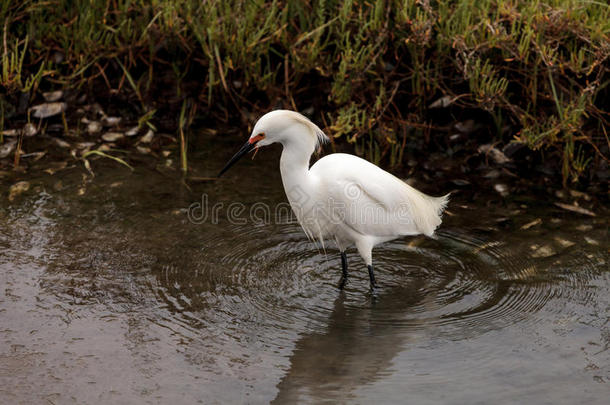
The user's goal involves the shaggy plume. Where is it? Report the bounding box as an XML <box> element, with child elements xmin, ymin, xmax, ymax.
<box><xmin>289</xmin><ymin>111</ymin><xmax>329</xmax><ymax>150</ymax></box>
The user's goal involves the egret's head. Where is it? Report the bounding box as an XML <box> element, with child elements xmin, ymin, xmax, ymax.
<box><xmin>218</xmin><ymin>110</ymin><xmax>328</xmax><ymax>177</ymax></box>
<box><xmin>249</xmin><ymin>110</ymin><xmax>328</xmax><ymax>148</ymax></box>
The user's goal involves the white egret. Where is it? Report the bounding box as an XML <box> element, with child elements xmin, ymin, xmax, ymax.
<box><xmin>218</xmin><ymin>110</ymin><xmax>449</xmax><ymax>292</ymax></box>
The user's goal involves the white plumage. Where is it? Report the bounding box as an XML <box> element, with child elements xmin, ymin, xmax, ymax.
<box><xmin>219</xmin><ymin>110</ymin><xmax>449</xmax><ymax>292</ymax></box>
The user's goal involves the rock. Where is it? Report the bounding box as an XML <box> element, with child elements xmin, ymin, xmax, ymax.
<box><xmin>555</xmin><ymin>190</ymin><xmax>567</xmax><ymax>199</ymax></box>
<box><xmin>87</xmin><ymin>121</ymin><xmax>102</xmax><ymax>135</ymax></box>
<box><xmin>483</xmin><ymin>169</ymin><xmax>501</xmax><ymax>179</ymax></box>
<box><xmin>30</xmin><ymin>102</ymin><xmax>67</xmax><ymax>118</ymax></box>
<box><xmin>1</xmin><ymin>129</ymin><xmax>18</xmax><ymax>137</ymax></box>
<box><xmin>102</xmin><ymin>116</ymin><xmax>122</xmax><ymax>127</ymax></box>
<box><xmin>584</xmin><ymin>236</ymin><xmax>599</xmax><ymax>246</ymax></box>
<box><xmin>520</xmin><ymin>218</ymin><xmax>542</xmax><ymax>230</ymax></box>
<box><xmin>478</xmin><ymin>144</ymin><xmax>511</xmax><ymax>165</ymax></box>
<box><xmin>101</xmin><ymin>132</ymin><xmax>124</xmax><ymax>142</ymax></box>
<box><xmin>454</xmin><ymin>119</ymin><xmax>476</xmax><ymax>134</ymax></box>
<box><xmin>98</xmin><ymin>144</ymin><xmax>113</xmax><ymax>151</ymax></box>
<box><xmin>494</xmin><ymin>183</ymin><xmax>509</xmax><ymax>197</ymax></box>
<box><xmin>502</xmin><ymin>142</ymin><xmax>526</xmax><ymax>157</ymax></box>
<box><xmin>44</xmin><ymin>161</ymin><xmax>67</xmax><ymax>175</ymax></box>
<box><xmin>140</xmin><ymin>129</ymin><xmax>154</xmax><ymax>143</ymax></box>
<box><xmin>125</xmin><ymin>126</ymin><xmax>139</xmax><ymax>136</ymax></box>
<box><xmin>553</xmin><ymin>237</ymin><xmax>575</xmax><ymax>248</ymax></box>
<box><xmin>8</xmin><ymin>181</ymin><xmax>30</xmax><ymax>201</ymax></box>
<box><xmin>429</xmin><ymin>95</ymin><xmax>452</xmax><ymax>109</ymax></box>
<box><xmin>42</xmin><ymin>90</ymin><xmax>63</xmax><ymax>102</ymax></box>
<box><xmin>451</xmin><ymin>179</ymin><xmax>470</xmax><ymax>186</ymax></box>
<box><xmin>75</xmin><ymin>142</ymin><xmax>95</xmax><ymax>150</ymax></box>
<box><xmin>54</xmin><ymin>138</ymin><xmax>71</xmax><ymax>148</ymax></box>
<box><xmin>23</xmin><ymin>123</ymin><xmax>38</xmax><ymax>137</ymax></box>
<box><xmin>495</xmin><ymin>217</ymin><xmax>512</xmax><ymax>226</ymax></box>
<box><xmin>554</xmin><ymin>202</ymin><xmax>596</xmax><ymax>217</ymax></box>
<box><xmin>568</xmin><ymin>189</ymin><xmax>591</xmax><ymax>201</ymax></box>
<box><xmin>530</xmin><ymin>244</ymin><xmax>556</xmax><ymax>258</ymax></box>
<box><xmin>136</xmin><ymin>146</ymin><xmax>151</xmax><ymax>154</ymax></box>
<box><xmin>0</xmin><ymin>140</ymin><xmax>17</xmax><ymax>158</ymax></box>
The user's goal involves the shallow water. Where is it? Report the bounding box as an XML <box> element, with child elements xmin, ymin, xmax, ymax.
<box><xmin>1</xmin><ymin>142</ymin><xmax>608</xmax><ymax>404</ymax></box>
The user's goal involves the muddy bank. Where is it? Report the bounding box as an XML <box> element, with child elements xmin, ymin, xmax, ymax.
<box><xmin>1</xmin><ymin>98</ymin><xmax>608</xmax><ymax>219</ymax></box>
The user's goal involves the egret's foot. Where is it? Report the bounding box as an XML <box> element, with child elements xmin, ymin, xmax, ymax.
<box><xmin>367</xmin><ymin>264</ymin><xmax>377</xmax><ymax>290</ymax></box>
<box><xmin>338</xmin><ymin>251</ymin><xmax>349</xmax><ymax>290</ymax></box>
<box><xmin>341</xmin><ymin>252</ymin><xmax>348</xmax><ymax>277</ymax></box>
<box><xmin>370</xmin><ymin>285</ymin><xmax>380</xmax><ymax>300</ymax></box>
<box><xmin>368</xmin><ymin>265</ymin><xmax>379</xmax><ymax>299</ymax></box>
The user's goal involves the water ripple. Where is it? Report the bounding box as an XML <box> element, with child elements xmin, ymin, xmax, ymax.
<box><xmin>147</xmin><ymin>223</ymin><xmax>604</xmax><ymax>345</ymax></box>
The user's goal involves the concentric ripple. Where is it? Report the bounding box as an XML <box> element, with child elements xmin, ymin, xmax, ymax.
<box><xmin>150</xmin><ymin>221</ymin><xmax>602</xmax><ymax>345</ymax></box>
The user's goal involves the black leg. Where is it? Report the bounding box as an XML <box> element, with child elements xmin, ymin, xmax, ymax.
<box><xmin>367</xmin><ymin>264</ymin><xmax>377</xmax><ymax>291</ymax></box>
<box><xmin>338</xmin><ymin>251</ymin><xmax>348</xmax><ymax>289</ymax></box>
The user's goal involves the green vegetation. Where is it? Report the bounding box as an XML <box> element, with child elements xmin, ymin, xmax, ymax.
<box><xmin>1</xmin><ymin>0</ymin><xmax>609</xmax><ymax>184</ymax></box>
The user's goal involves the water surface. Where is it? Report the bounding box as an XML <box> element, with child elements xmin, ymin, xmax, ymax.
<box><xmin>1</xmin><ymin>142</ymin><xmax>608</xmax><ymax>404</ymax></box>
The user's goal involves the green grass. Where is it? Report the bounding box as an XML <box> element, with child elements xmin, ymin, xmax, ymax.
<box><xmin>1</xmin><ymin>0</ymin><xmax>609</xmax><ymax>184</ymax></box>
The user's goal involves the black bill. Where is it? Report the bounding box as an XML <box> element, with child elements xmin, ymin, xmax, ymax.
<box><xmin>217</xmin><ymin>140</ymin><xmax>257</xmax><ymax>177</ymax></box>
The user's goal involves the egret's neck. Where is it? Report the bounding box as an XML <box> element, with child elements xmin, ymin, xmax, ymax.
<box><xmin>276</xmin><ymin>127</ymin><xmax>325</xmax><ymax>239</ymax></box>
<box><xmin>279</xmin><ymin>138</ymin><xmax>316</xmax><ymax>202</ymax></box>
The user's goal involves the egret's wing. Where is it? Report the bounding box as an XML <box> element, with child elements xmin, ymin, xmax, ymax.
<box><xmin>313</xmin><ymin>154</ymin><xmax>448</xmax><ymax>237</ymax></box>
